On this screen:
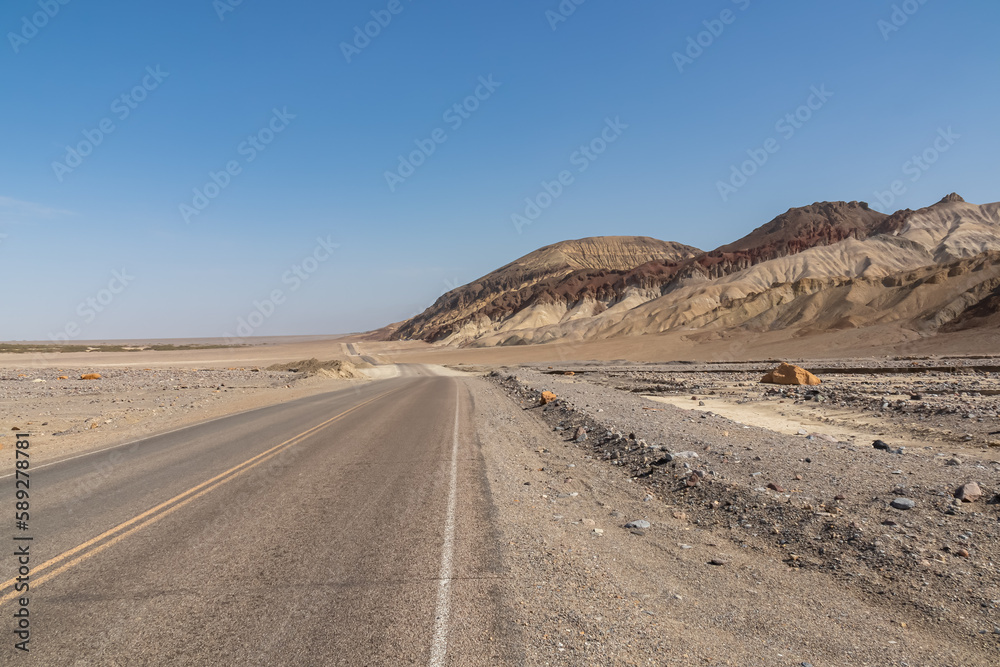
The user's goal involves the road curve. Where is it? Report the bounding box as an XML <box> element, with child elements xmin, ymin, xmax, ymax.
<box><xmin>2</xmin><ymin>369</ymin><xmax>518</xmax><ymax>665</ymax></box>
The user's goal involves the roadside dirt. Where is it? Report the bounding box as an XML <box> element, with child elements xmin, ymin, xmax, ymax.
<box><xmin>470</xmin><ymin>369</ymin><xmax>999</xmax><ymax>666</ymax></box>
<box><xmin>0</xmin><ymin>365</ymin><xmax>369</xmax><ymax>467</ymax></box>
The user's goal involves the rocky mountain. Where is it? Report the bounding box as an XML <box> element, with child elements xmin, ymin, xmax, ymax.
<box><xmin>392</xmin><ymin>236</ymin><xmax>700</xmax><ymax>342</ymax></box>
<box><xmin>388</xmin><ymin>194</ymin><xmax>1000</xmax><ymax>347</ymax></box>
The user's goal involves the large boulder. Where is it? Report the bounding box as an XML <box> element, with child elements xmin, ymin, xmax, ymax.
<box><xmin>760</xmin><ymin>362</ymin><xmax>820</xmax><ymax>386</ymax></box>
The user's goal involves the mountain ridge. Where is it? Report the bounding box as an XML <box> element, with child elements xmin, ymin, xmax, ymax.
<box><xmin>386</xmin><ymin>194</ymin><xmax>1000</xmax><ymax>348</ymax></box>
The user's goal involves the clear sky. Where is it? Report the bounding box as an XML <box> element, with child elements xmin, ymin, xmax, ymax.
<box><xmin>1</xmin><ymin>0</ymin><xmax>997</xmax><ymax>341</ymax></box>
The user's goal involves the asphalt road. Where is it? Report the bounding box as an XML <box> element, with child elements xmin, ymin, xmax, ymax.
<box><xmin>1</xmin><ymin>368</ymin><xmax>518</xmax><ymax>665</ymax></box>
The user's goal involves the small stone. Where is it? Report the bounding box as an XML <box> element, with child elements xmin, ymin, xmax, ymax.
<box><xmin>955</xmin><ymin>548</ymin><xmax>970</xmax><ymax>558</ymax></box>
<box><xmin>767</xmin><ymin>483</ymin><xmax>785</xmax><ymax>492</ymax></box>
<box><xmin>708</xmin><ymin>558</ymin><xmax>729</xmax><ymax>566</ymax></box>
<box><xmin>891</xmin><ymin>498</ymin><xmax>916</xmax><ymax>510</ymax></box>
<box><xmin>582</xmin><ymin>519</ymin><xmax>596</xmax><ymax>526</ymax></box>
<box><xmin>834</xmin><ymin>494</ymin><xmax>846</xmax><ymax>501</ymax></box>
<box><xmin>667</xmin><ymin>451</ymin><xmax>699</xmax><ymax>461</ymax></box>
<box><xmin>873</xmin><ymin>440</ymin><xmax>891</xmax><ymax>451</ymax></box>
<box><xmin>592</xmin><ymin>528</ymin><xmax>604</xmax><ymax>535</ymax></box>
<box><xmin>624</xmin><ymin>520</ymin><xmax>651</xmax><ymax>529</ymax></box>
<box><xmin>946</xmin><ymin>457</ymin><xmax>962</xmax><ymax>466</ymax></box>
<box><xmin>954</xmin><ymin>482</ymin><xmax>983</xmax><ymax>503</ymax></box>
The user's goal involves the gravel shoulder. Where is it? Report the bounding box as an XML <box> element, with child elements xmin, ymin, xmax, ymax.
<box><xmin>468</xmin><ymin>369</ymin><xmax>999</xmax><ymax>665</ymax></box>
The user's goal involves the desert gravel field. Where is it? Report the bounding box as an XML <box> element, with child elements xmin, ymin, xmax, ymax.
<box><xmin>476</xmin><ymin>359</ymin><xmax>1000</xmax><ymax>664</ymax></box>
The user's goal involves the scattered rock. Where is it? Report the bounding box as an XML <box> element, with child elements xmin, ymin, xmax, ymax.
<box><xmin>539</xmin><ymin>391</ymin><xmax>557</xmax><ymax>406</ymax></box>
<box><xmin>708</xmin><ymin>558</ymin><xmax>729</xmax><ymax>566</ymax></box>
<box><xmin>80</xmin><ymin>373</ymin><xmax>102</xmax><ymax>380</ymax></box>
<box><xmin>767</xmin><ymin>483</ymin><xmax>785</xmax><ymax>492</ymax></box>
<box><xmin>954</xmin><ymin>482</ymin><xmax>983</xmax><ymax>503</ymax></box>
<box><xmin>873</xmin><ymin>439</ymin><xmax>891</xmax><ymax>451</ymax></box>
<box><xmin>890</xmin><ymin>498</ymin><xmax>916</xmax><ymax>510</ymax></box>
<box><xmin>624</xmin><ymin>520</ymin><xmax>651</xmax><ymax>529</ymax></box>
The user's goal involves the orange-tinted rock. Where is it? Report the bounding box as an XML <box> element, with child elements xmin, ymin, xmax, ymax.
<box><xmin>760</xmin><ymin>363</ymin><xmax>821</xmax><ymax>386</ymax></box>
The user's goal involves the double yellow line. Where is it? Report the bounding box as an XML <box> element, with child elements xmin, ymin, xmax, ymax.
<box><xmin>0</xmin><ymin>387</ymin><xmax>398</xmax><ymax>606</ymax></box>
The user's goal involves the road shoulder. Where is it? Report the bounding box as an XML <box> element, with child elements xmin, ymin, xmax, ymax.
<box><xmin>464</xmin><ymin>374</ymin><xmax>997</xmax><ymax>665</ymax></box>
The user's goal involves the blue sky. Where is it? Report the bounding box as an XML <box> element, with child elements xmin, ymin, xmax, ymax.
<box><xmin>1</xmin><ymin>0</ymin><xmax>997</xmax><ymax>341</ymax></box>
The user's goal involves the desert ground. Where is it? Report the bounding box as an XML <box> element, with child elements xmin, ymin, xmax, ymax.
<box><xmin>2</xmin><ymin>334</ymin><xmax>998</xmax><ymax>664</ymax></box>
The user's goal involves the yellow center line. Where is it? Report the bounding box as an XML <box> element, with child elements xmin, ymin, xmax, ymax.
<box><xmin>0</xmin><ymin>386</ymin><xmax>400</xmax><ymax>604</ymax></box>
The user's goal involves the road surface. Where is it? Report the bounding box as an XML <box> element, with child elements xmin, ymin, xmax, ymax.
<box><xmin>1</xmin><ymin>367</ymin><xmax>518</xmax><ymax>665</ymax></box>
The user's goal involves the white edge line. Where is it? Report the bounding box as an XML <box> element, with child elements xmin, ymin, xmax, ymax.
<box><xmin>429</xmin><ymin>393</ymin><xmax>461</xmax><ymax>666</ymax></box>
